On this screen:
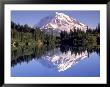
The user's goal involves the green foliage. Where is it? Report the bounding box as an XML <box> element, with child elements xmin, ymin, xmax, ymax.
<box><xmin>60</xmin><ymin>24</ymin><xmax>100</xmax><ymax>46</ymax></box>
<box><xmin>11</xmin><ymin>21</ymin><xmax>58</xmax><ymax>47</ymax></box>
<box><xmin>11</xmin><ymin>21</ymin><xmax>100</xmax><ymax>50</ymax></box>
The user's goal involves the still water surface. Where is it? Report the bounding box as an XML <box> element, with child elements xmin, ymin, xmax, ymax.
<box><xmin>11</xmin><ymin>46</ymin><xmax>100</xmax><ymax>77</ymax></box>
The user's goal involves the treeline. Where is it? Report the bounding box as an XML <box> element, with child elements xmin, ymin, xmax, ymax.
<box><xmin>11</xmin><ymin>21</ymin><xmax>100</xmax><ymax>48</ymax></box>
<box><xmin>11</xmin><ymin>21</ymin><xmax>58</xmax><ymax>48</ymax></box>
<box><xmin>60</xmin><ymin>24</ymin><xmax>100</xmax><ymax>46</ymax></box>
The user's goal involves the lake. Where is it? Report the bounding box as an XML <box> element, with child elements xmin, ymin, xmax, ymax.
<box><xmin>11</xmin><ymin>45</ymin><xmax>100</xmax><ymax>77</ymax></box>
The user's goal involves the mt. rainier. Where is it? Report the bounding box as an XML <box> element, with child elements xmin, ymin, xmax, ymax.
<box><xmin>36</xmin><ymin>12</ymin><xmax>87</xmax><ymax>32</ymax></box>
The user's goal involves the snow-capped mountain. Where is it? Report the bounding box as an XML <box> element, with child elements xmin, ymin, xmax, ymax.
<box><xmin>36</xmin><ymin>12</ymin><xmax>87</xmax><ymax>33</ymax></box>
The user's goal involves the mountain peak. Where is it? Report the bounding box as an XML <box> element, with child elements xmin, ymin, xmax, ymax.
<box><xmin>55</xmin><ymin>12</ymin><xmax>71</xmax><ymax>20</ymax></box>
<box><xmin>55</xmin><ymin>12</ymin><xmax>66</xmax><ymax>16</ymax></box>
<box><xmin>55</xmin><ymin>12</ymin><xmax>59</xmax><ymax>15</ymax></box>
<box><xmin>36</xmin><ymin>12</ymin><xmax>87</xmax><ymax>33</ymax></box>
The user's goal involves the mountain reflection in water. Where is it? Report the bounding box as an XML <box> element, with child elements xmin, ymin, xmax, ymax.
<box><xmin>39</xmin><ymin>48</ymin><xmax>88</xmax><ymax>72</ymax></box>
<box><xmin>11</xmin><ymin>45</ymin><xmax>100</xmax><ymax>76</ymax></box>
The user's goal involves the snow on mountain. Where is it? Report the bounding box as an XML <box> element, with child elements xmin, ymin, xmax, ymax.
<box><xmin>36</xmin><ymin>12</ymin><xmax>87</xmax><ymax>33</ymax></box>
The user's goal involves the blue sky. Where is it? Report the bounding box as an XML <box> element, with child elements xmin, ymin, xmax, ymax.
<box><xmin>11</xmin><ymin>10</ymin><xmax>100</xmax><ymax>29</ymax></box>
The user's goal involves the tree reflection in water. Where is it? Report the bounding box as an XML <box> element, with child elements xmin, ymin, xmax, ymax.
<box><xmin>11</xmin><ymin>44</ymin><xmax>100</xmax><ymax>70</ymax></box>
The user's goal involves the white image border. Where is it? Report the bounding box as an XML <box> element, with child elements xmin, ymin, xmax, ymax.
<box><xmin>4</xmin><ymin>4</ymin><xmax>107</xmax><ymax>84</ymax></box>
